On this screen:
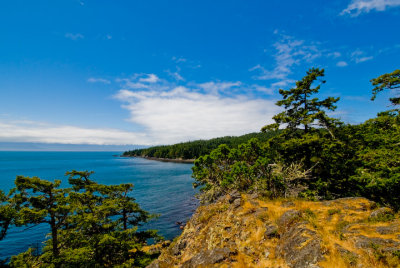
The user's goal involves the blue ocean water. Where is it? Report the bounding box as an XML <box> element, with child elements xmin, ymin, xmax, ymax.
<box><xmin>0</xmin><ymin>151</ymin><xmax>198</xmax><ymax>260</ymax></box>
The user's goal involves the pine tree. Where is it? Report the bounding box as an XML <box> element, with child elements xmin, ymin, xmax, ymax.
<box><xmin>262</xmin><ymin>68</ymin><xmax>340</xmax><ymax>169</ymax></box>
<box><xmin>371</xmin><ymin>69</ymin><xmax>400</xmax><ymax>106</ymax></box>
<box><xmin>262</xmin><ymin>68</ymin><xmax>340</xmax><ymax>135</ymax></box>
<box><xmin>9</xmin><ymin>171</ymin><xmax>160</xmax><ymax>267</ymax></box>
<box><xmin>11</xmin><ymin>176</ymin><xmax>68</xmax><ymax>266</ymax></box>
<box><xmin>0</xmin><ymin>190</ymin><xmax>15</xmax><ymax>241</ymax></box>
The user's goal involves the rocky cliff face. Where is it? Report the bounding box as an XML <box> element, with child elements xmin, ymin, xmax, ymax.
<box><xmin>147</xmin><ymin>193</ymin><xmax>400</xmax><ymax>267</ymax></box>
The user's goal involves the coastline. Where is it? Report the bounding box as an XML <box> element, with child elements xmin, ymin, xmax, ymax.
<box><xmin>122</xmin><ymin>155</ymin><xmax>195</xmax><ymax>164</ymax></box>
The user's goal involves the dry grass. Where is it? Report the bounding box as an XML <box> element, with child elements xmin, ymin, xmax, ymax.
<box><xmin>154</xmin><ymin>195</ymin><xmax>400</xmax><ymax>268</ymax></box>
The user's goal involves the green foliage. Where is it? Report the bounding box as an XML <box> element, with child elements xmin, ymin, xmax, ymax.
<box><xmin>123</xmin><ymin>132</ymin><xmax>280</xmax><ymax>160</ymax></box>
<box><xmin>0</xmin><ymin>190</ymin><xmax>15</xmax><ymax>241</ymax></box>
<box><xmin>262</xmin><ymin>68</ymin><xmax>340</xmax><ymax>171</ymax></box>
<box><xmin>371</xmin><ymin>69</ymin><xmax>400</xmax><ymax>106</ymax></box>
<box><xmin>9</xmin><ymin>248</ymin><xmax>38</xmax><ymax>268</ymax></box>
<box><xmin>262</xmin><ymin>68</ymin><xmax>339</xmax><ymax>136</ymax></box>
<box><xmin>349</xmin><ymin>110</ymin><xmax>400</xmax><ymax>209</ymax></box>
<box><xmin>192</xmin><ymin>68</ymin><xmax>400</xmax><ymax>210</ymax></box>
<box><xmin>7</xmin><ymin>171</ymin><xmax>159</xmax><ymax>267</ymax></box>
<box><xmin>192</xmin><ymin>138</ymin><xmax>307</xmax><ymax>203</ymax></box>
<box><xmin>10</xmin><ymin>175</ymin><xmax>68</xmax><ymax>263</ymax></box>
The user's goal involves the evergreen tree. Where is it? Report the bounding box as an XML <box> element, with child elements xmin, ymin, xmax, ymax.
<box><xmin>9</xmin><ymin>171</ymin><xmax>160</xmax><ymax>267</ymax></box>
<box><xmin>262</xmin><ymin>68</ymin><xmax>340</xmax><ymax>169</ymax></box>
<box><xmin>0</xmin><ymin>190</ymin><xmax>15</xmax><ymax>241</ymax></box>
<box><xmin>371</xmin><ymin>69</ymin><xmax>400</xmax><ymax>106</ymax></box>
<box><xmin>11</xmin><ymin>176</ymin><xmax>68</xmax><ymax>266</ymax></box>
<box><xmin>262</xmin><ymin>68</ymin><xmax>340</xmax><ymax>135</ymax></box>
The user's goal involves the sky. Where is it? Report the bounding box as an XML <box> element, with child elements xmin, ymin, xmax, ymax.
<box><xmin>0</xmin><ymin>0</ymin><xmax>399</xmax><ymax>147</ymax></box>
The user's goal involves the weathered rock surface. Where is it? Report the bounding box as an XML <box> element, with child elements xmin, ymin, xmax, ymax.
<box><xmin>354</xmin><ymin>235</ymin><xmax>400</xmax><ymax>252</ymax></box>
<box><xmin>147</xmin><ymin>195</ymin><xmax>400</xmax><ymax>268</ymax></box>
<box><xmin>376</xmin><ymin>225</ymin><xmax>399</xmax><ymax>235</ymax></box>
<box><xmin>369</xmin><ymin>207</ymin><xmax>394</xmax><ymax>220</ymax></box>
<box><xmin>181</xmin><ymin>247</ymin><xmax>232</xmax><ymax>267</ymax></box>
<box><xmin>277</xmin><ymin>221</ymin><xmax>323</xmax><ymax>268</ymax></box>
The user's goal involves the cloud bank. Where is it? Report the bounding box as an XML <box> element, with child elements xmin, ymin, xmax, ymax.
<box><xmin>0</xmin><ymin>120</ymin><xmax>150</xmax><ymax>145</ymax></box>
<box><xmin>2</xmin><ymin>74</ymin><xmax>280</xmax><ymax>145</ymax></box>
<box><xmin>114</xmin><ymin>74</ymin><xmax>280</xmax><ymax>144</ymax></box>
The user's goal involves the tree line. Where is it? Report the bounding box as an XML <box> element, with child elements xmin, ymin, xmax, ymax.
<box><xmin>123</xmin><ymin>132</ymin><xmax>280</xmax><ymax>160</ymax></box>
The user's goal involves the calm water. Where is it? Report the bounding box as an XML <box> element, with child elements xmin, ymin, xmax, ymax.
<box><xmin>0</xmin><ymin>151</ymin><xmax>198</xmax><ymax>260</ymax></box>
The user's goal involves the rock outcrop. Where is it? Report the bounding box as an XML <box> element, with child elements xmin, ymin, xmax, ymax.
<box><xmin>147</xmin><ymin>195</ymin><xmax>400</xmax><ymax>267</ymax></box>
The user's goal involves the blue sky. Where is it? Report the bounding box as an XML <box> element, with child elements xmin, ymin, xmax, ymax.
<box><xmin>0</xmin><ymin>0</ymin><xmax>399</xmax><ymax>146</ymax></box>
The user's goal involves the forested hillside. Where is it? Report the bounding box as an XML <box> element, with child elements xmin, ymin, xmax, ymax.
<box><xmin>122</xmin><ymin>132</ymin><xmax>280</xmax><ymax>160</ymax></box>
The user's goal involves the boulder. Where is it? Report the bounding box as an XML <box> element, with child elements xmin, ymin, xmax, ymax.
<box><xmin>181</xmin><ymin>247</ymin><xmax>232</xmax><ymax>267</ymax></box>
<box><xmin>354</xmin><ymin>235</ymin><xmax>400</xmax><ymax>252</ymax></box>
<box><xmin>276</xmin><ymin>222</ymin><xmax>323</xmax><ymax>268</ymax></box>
<box><xmin>228</xmin><ymin>190</ymin><xmax>241</xmax><ymax>203</ymax></box>
<box><xmin>376</xmin><ymin>225</ymin><xmax>399</xmax><ymax>235</ymax></box>
<box><xmin>369</xmin><ymin>207</ymin><xmax>394</xmax><ymax>220</ymax></box>
<box><xmin>277</xmin><ymin>209</ymin><xmax>301</xmax><ymax>227</ymax></box>
<box><xmin>264</xmin><ymin>224</ymin><xmax>279</xmax><ymax>239</ymax></box>
<box><xmin>232</xmin><ymin>198</ymin><xmax>242</xmax><ymax>209</ymax></box>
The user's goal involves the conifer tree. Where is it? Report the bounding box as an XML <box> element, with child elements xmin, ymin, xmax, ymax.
<box><xmin>371</xmin><ymin>69</ymin><xmax>400</xmax><ymax>106</ymax></box>
<box><xmin>262</xmin><ymin>68</ymin><xmax>340</xmax><ymax>169</ymax></box>
<box><xmin>11</xmin><ymin>176</ymin><xmax>68</xmax><ymax>266</ymax></box>
<box><xmin>0</xmin><ymin>190</ymin><xmax>15</xmax><ymax>241</ymax></box>
<box><xmin>262</xmin><ymin>68</ymin><xmax>340</xmax><ymax>135</ymax></box>
<box><xmin>9</xmin><ymin>171</ymin><xmax>159</xmax><ymax>267</ymax></box>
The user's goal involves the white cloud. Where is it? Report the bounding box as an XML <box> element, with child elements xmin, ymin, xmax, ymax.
<box><xmin>350</xmin><ymin>49</ymin><xmax>374</xmax><ymax>63</ymax></box>
<box><xmin>113</xmin><ymin>76</ymin><xmax>280</xmax><ymax>144</ymax></box>
<box><xmin>341</xmin><ymin>0</ymin><xmax>400</xmax><ymax>16</ymax></box>
<box><xmin>336</xmin><ymin>61</ymin><xmax>348</xmax><ymax>67</ymax></box>
<box><xmin>328</xmin><ymin>52</ymin><xmax>342</xmax><ymax>58</ymax></box>
<box><xmin>166</xmin><ymin>68</ymin><xmax>185</xmax><ymax>81</ymax></box>
<box><xmin>356</xmin><ymin>56</ymin><xmax>374</xmax><ymax>63</ymax></box>
<box><xmin>172</xmin><ymin>56</ymin><xmax>187</xmax><ymax>63</ymax></box>
<box><xmin>250</xmin><ymin>33</ymin><xmax>322</xmax><ymax>90</ymax></box>
<box><xmin>197</xmin><ymin>81</ymin><xmax>241</xmax><ymax>95</ymax></box>
<box><xmin>65</xmin><ymin>33</ymin><xmax>84</xmax><ymax>40</ymax></box>
<box><xmin>139</xmin><ymin>74</ymin><xmax>159</xmax><ymax>83</ymax></box>
<box><xmin>0</xmin><ymin>120</ymin><xmax>150</xmax><ymax>145</ymax></box>
<box><xmin>116</xmin><ymin>74</ymin><xmax>167</xmax><ymax>90</ymax></box>
<box><xmin>87</xmin><ymin>77</ymin><xmax>111</xmax><ymax>84</ymax></box>
<box><xmin>250</xmin><ymin>85</ymin><xmax>274</xmax><ymax>95</ymax></box>
<box><xmin>3</xmin><ymin>73</ymin><xmax>281</xmax><ymax>145</ymax></box>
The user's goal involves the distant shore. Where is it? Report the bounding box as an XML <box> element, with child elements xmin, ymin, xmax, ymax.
<box><xmin>121</xmin><ymin>155</ymin><xmax>195</xmax><ymax>164</ymax></box>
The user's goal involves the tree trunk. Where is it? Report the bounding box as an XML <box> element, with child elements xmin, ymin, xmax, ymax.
<box><xmin>50</xmin><ymin>214</ymin><xmax>60</xmax><ymax>268</ymax></box>
<box><xmin>123</xmin><ymin>208</ymin><xmax>127</xmax><ymax>230</ymax></box>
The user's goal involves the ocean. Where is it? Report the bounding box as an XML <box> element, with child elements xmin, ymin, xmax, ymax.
<box><xmin>0</xmin><ymin>151</ymin><xmax>198</xmax><ymax>260</ymax></box>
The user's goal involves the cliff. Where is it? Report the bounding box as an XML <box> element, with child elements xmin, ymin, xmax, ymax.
<box><xmin>147</xmin><ymin>193</ymin><xmax>400</xmax><ymax>267</ymax></box>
